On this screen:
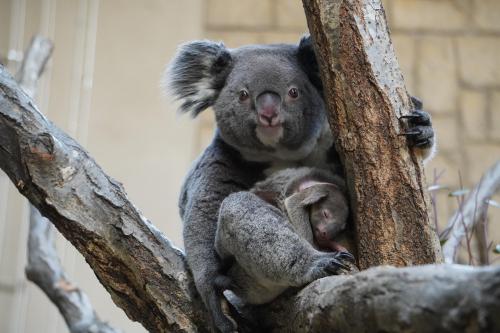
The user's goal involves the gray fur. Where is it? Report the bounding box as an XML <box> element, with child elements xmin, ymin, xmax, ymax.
<box><xmin>165</xmin><ymin>35</ymin><xmax>436</xmax><ymax>332</ymax></box>
<box><xmin>251</xmin><ymin>166</ymin><xmax>348</xmax><ymax>247</ymax></box>
<box><xmin>214</xmin><ymin>167</ymin><xmax>352</xmax><ymax>305</ymax></box>
<box><xmin>215</xmin><ymin>191</ymin><xmax>351</xmax><ymax>305</ymax></box>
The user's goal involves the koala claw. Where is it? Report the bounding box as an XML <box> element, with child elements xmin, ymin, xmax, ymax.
<box><xmin>323</xmin><ymin>259</ymin><xmax>349</xmax><ymax>274</ymax></box>
<box><xmin>410</xmin><ymin>95</ymin><xmax>423</xmax><ymax>109</ymax></box>
<box><xmin>400</xmin><ymin>101</ymin><xmax>434</xmax><ymax>149</ymax></box>
<box><xmin>399</xmin><ymin>129</ymin><xmax>422</xmax><ymax>136</ymax></box>
<box><xmin>338</xmin><ymin>251</ymin><xmax>356</xmax><ymax>263</ymax></box>
<box><xmin>328</xmin><ymin>260</ymin><xmax>350</xmax><ymax>273</ymax></box>
<box><xmin>402</xmin><ymin>124</ymin><xmax>434</xmax><ymax>148</ymax></box>
<box><xmin>310</xmin><ymin>251</ymin><xmax>355</xmax><ymax>279</ymax></box>
<box><xmin>414</xmin><ymin>140</ymin><xmax>432</xmax><ymax>148</ymax></box>
<box><xmin>399</xmin><ymin>109</ymin><xmax>431</xmax><ymax>126</ymax></box>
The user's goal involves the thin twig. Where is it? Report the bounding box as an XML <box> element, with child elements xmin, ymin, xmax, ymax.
<box><xmin>456</xmin><ymin>171</ymin><xmax>474</xmax><ymax>265</ymax></box>
<box><xmin>429</xmin><ymin>168</ymin><xmax>446</xmax><ymax>234</ymax></box>
<box><xmin>26</xmin><ymin>207</ymin><xmax>121</xmax><ymax>333</ymax></box>
<box><xmin>442</xmin><ymin>161</ymin><xmax>500</xmax><ymax>263</ymax></box>
<box><xmin>478</xmin><ymin>203</ymin><xmax>491</xmax><ymax>265</ymax></box>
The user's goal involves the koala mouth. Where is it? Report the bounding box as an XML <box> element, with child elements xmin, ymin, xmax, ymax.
<box><xmin>255</xmin><ymin>123</ymin><xmax>284</xmax><ymax>147</ymax></box>
<box><xmin>258</xmin><ymin>114</ymin><xmax>281</xmax><ymax>127</ymax></box>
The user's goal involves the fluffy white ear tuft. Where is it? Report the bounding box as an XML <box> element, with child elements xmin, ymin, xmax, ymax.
<box><xmin>162</xmin><ymin>40</ymin><xmax>232</xmax><ymax>117</ymax></box>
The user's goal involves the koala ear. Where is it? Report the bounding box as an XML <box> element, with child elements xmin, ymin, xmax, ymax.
<box><xmin>297</xmin><ymin>35</ymin><xmax>323</xmax><ymax>92</ymax></box>
<box><xmin>293</xmin><ymin>185</ymin><xmax>330</xmax><ymax>207</ymax></box>
<box><xmin>163</xmin><ymin>40</ymin><xmax>232</xmax><ymax>117</ymax></box>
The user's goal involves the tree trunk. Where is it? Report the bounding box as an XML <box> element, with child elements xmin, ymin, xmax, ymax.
<box><xmin>302</xmin><ymin>0</ymin><xmax>442</xmax><ymax>269</ymax></box>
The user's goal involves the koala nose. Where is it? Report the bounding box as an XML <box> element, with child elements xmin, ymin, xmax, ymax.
<box><xmin>256</xmin><ymin>92</ymin><xmax>281</xmax><ymax>127</ymax></box>
<box><xmin>315</xmin><ymin>225</ymin><xmax>328</xmax><ymax>240</ymax></box>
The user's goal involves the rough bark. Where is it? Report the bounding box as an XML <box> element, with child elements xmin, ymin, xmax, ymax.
<box><xmin>302</xmin><ymin>0</ymin><xmax>442</xmax><ymax>269</ymax></box>
<box><xmin>263</xmin><ymin>264</ymin><xmax>500</xmax><ymax>333</ymax></box>
<box><xmin>17</xmin><ymin>35</ymin><xmax>120</xmax><ymax>333</ymax></box>
<box><xmin>1</xmin><ymin>62</ymin><xmax>500</xmax><ymax>332</ymax></box>
<box><xmin>442</xmin><ymin>161</ymin><xmax>500</xmax><ymax>264</ymax></box>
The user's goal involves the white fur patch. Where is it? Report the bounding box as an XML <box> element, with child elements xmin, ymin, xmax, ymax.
<box><xmin>255</xmin><ymin>126</ymin><xmax>284</xmax><ymax>147</ymax></box>
<box><xmin>190</xmin><ymin>79</ymin><xmax>215</xmax><ymax>102</ymax></box>
<box><xmin>242</xmin><ymin>122</ymin><xmax>333</xmax><ymax>168</ymax></box>
<box><xmin>420</xmin><ymin>135</ymin><xmax>438</xmax><ymax>164</ymax></box>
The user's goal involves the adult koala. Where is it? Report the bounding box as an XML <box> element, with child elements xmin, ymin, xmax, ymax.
<box><xmin>165</xmin><ymin>36</ymin><xmax>434</xmax><ymax>332</ymax></box>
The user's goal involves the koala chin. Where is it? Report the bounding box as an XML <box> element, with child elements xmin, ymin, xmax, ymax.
<box><xmin>255</xmin><ymin>124</ymin><xmax>283</xmax><ymax>147</ymax></box>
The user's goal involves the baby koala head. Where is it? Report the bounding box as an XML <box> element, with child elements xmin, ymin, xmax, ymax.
<box><xmin>296</xmin><ymin>181</ymin><xmax>349</xmax><ymax>251</ymax></box>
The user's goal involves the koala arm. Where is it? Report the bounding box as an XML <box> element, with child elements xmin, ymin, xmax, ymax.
<box><xmin>180</xmin><ymin>134</ymin><xmax>265</xmax><ymax>332</ymax></box>
<box><xmin>215</xmin><ymin>192</ymin><xmax>353</xmax><ymax>305</ymax></box>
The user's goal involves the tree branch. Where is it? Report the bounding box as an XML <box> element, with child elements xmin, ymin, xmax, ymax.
<box><xmin>15</xmin><ymin>36</ymin><xmax>53</xmax><ymax>97</ymax></box>
<box><xmin>263</xmin><ymin>264</ymin><xmax>500</xmax><ymax>332</ymax></box>
<box><xmin>27</xmin><ymin>207</ymin><xmax>121</xmax><ymax>333</ymax></box>
<box><xmin>0</xmin><ymin>65</ymin><xmax>210</xmax><ymax>333</ymax></box>
<box><xmin>302</xmin><ymin>0</ymin><xmax>442</xmax><ymax>268</ymax></box>
<box><xmin>442</xmin><ymin>161</ymin><xmax>500</xmax><ymax>263</ymax></box>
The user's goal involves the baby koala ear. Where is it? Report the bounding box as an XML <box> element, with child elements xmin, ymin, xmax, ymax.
<box><xmin>163</xmin><ymin>40</ymin><xmax>233</xmax><ymax>117</ymax></box>
<box><xmin>294</xmin><ymin>184</ymin><xmax>330</xmax><ymax>207</ymax></box>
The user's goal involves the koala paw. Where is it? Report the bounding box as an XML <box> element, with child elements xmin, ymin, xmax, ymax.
<box><xmin>206</xmin><ymin>288</ymin><xmax>239</xmax><ymax>333</ymax></box>
<box><xmin>219</xmin><ymin>298</ymin><xmax>239</xmax><ymax>333</ymax></box>
<box><xmin>399</xmin><ymin>96</ymin><xmax>434</xmax><ymax>149</ymax></box>
<box><xmin>214</xmin><ymin>274</ymin><xmax>233</xmax><ymax>291</ymax></box>
<box><xmin>308</xmin><ymin>251</ymin><xmax>355</xmax><ymax>281</ymax></box>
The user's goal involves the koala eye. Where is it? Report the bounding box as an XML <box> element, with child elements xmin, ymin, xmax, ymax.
<box><xmin>239</xmin><ymin>90</ymin><xmax>249</xmax><ymax>102</ymax></box>
<box><xmin>288</xmin><ymin>87</ymin><xmax>299</xmax><ymax>99</ymax></box>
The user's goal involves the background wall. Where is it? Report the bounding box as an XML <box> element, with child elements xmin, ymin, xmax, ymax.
<box><xmin>0</xmin><ymin>0</ymin><xmax>499</xmax><ymax>332</ymax></box>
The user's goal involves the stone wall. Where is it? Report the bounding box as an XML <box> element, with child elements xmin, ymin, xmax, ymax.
<box><xmin>202</xmin><ymin>0</ymin><xmax>500</xmax><ymax>255</ymax></box>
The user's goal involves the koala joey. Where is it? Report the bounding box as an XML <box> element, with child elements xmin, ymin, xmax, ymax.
<box><xmin>251</xmin><ymin>167</ymin><xmax>351</xmax><ymax>253</ymax></box>
<box><xmin>165</xmin><ymin>35</ymin><xmax>435</xmax><ymax>332</ymax></box>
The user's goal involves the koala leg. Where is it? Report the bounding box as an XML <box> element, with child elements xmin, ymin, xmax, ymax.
<box><xmin>215</xmin><ymin>192</ymin><xmax>353</xmax><ymax>297</ymax></box>
<box><xmin>183</xmin><ymin>226</ymin><xmax>237</xmax><ymax>333</ymax></box>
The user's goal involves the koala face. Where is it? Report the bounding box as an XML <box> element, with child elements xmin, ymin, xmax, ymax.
<box><xmin>165</xmin><ymin>36</ymin><xmax>326</xmax><ymax>162</ymax></box>
<box><xmin>308</xmin><ymin>184</ymin><xmax>349</xmax><ymax>246</ymax></box>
